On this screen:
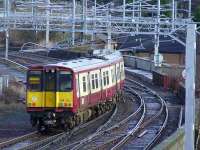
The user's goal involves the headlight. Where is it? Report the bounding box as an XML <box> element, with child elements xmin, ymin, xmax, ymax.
<box><xmin>53</xmin><ymin>113</ymin><xmax>56</xmax><ymax>117</ymax></box>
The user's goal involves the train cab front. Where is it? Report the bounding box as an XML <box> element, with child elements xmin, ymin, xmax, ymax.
<box><xmin>26</xmin><ymin>66</ymin><xmax>74</xmax><ymax>132</ymax></box>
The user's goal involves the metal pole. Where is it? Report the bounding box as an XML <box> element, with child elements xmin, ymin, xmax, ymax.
<box><xmin>132</xmin><ymin>0</ymin><xmax>135</xmax><ymax>20</ymax></box>
<box><xmin>123</xmin><ymin>0</ymin><xmax>126</xmax><ymax>27</ymax></box>
<box><xmin>4</xmin><ymin>0</ymin><xmax>9</xmax><ymax>59</ymax></box>
<box><xmin>172</xmin><ymin>0</ymin><xmax>175</xmax><ymax>30</ymax></box>
<box><xmin>32</xmin><ymin>0</ymin><xmax>37</xmax><ymax>43</ymax></box>
<box><xmin>184</xmin><ymin>23</ymin><xmax>196</xmax><ymax>150</ymax></box>
<box><xmin>154</xmin><ymin>0</ymin><xmax>160</xmax><ymax>66</ymax></box>
<box><xmin>7</xmin><ymin>0</ymin><xmax>10</xmax><ymax>16</ymax></box>
<box><xmin>3</xmin><ymin>0</ymin><xmax>6</xmax><ymax>17</ymax></box>
<box><xmin>5</xmin><ymin>29</ymin><xmax>9</xmax><ymax>59</ymax></box>
<box><xmin>175</xmin><ymin>1</ymin><xmax>177</xmax><ymax>20</ymax></box>
<box><xmin>188</xmin><ymin>0</ymin><xmax>191</xmax><ymax>18</ymax></box>
<box><xmin>32</xmin><ymin>0</ymin><xmax>34</xmax><ymax>15</ymax></box>
<box><xmin>46</xmin><ymin>0</ymin><xmax>50</xmax><ymax>48</ymax></box>
<box><xmin>83</xmin><ymin>0</ymin><xmax>87</xmax><ymax>43</ymax></box>
<box><xmin>139</xmin><ymin>1</ymin><xmax>141</xmax><ymax>18</ymax></box>
<box><xmin>91</xmin><ymin>0</ymin><xmax>96</xmax><ymax>43</ymax></box>
<box><xmin>107</xmin><ymin>14</ymin><xmax>112</xmax><ymax>51</ymax></box>
<box><xmin>72</xmin><ymin>0</ymin><xmax>76</xmax><ymax>46</ymax></box>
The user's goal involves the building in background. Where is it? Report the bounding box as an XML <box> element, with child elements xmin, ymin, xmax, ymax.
<box><xmin>117</xmin><ymin>35</ymin><xmax>185</xmax><ymax>65</ymax></box>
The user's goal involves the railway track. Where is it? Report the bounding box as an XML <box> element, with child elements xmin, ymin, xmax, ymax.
<box><xmin>35</xmin><ymin>92</ymin><xmax>138</xmax><ymax>150</ymax></box>
<box><xmin>0</xmin><ymin>130</ymin><xmax>67</xmax><ymax>150</ymax></box>
<box><xmin>16</xmin><ymin>105</ymin><xmax>115</xmax><ymax>150</ymax></box>
<box><xmin>47</xmin><ymin>86</ymin><xmax>141</xmax><ymax>150</ymax></box>
<box><xmin>55</xmin><ymin>78</ymin><xmax>169</xmax><ymax>150</ymax></box>
<box><xmin>0</xmin><ymin>51</ymin><xmax>61</xmax><ymax>66</ymax></box>
<box><xmin>0</xmin><ymin>131</ymin><xmax>38</xmax><ymax>149</ymax></box>
<box><xmin>115</xmin><ymin>79</ymin><xmax>168</xmax><ymax>150</ymax></box>
<box><xmin>0</xmin><ymin>108</ymin><xmax>114</xmax><ymax>150</ymax></box>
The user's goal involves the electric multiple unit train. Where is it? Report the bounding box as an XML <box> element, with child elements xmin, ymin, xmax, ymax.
<box><xmin>26</xmin><ymin>51</ymin><xmax>125</xmax><ymax>132</ymax></box>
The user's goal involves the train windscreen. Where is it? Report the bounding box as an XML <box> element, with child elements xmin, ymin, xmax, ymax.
<box><xmin>45</xmin><ymin>70</ymin><xmax>56</xmax><ymax>91</ymax></box>
<box><xmin>27</xmin><ymin>71</ymin><xmax>42</xmax><ymax>91</ymax></box>
<box><xmin>59</xmin><ymin>71</ymin><xmax>72</xmax><ymax>92</ymax></box>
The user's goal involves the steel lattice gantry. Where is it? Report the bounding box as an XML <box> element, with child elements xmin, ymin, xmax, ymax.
<box><xmin>0</xmin><ymin>0</ymin><xmax>198</xmax><ymax>150</ymax></box>
<box><xmin>1</xmin><ymin>0</ymin><xmax>192</xmax><ymax>65</ymax></box>
<box><xmin>0</xmin><ymin>0</ymin><xmax>191</xmax><ymax>38</ymax></box>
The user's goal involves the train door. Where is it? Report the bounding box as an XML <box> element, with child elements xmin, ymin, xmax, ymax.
<box><xmin>79</xmin><ymin>73</ymin><xmax>90</xmax><ymax>107</ymax></box>
<box><xmin>56</xmin><ymin>71</ymin><xmax>73</xmax><ymax>108</ymax></box>
<box><xmin>101</xmin><ymin>68</ymin><xmax>108</xmax><ymax>101</ymax></box>
<box><xmin>116</xmin><ymin>63</ymin><xmax>120</xmax><ymax>90</ymax></box>
<box><xmin>89</xmin><ymin>70</ymin><xmax>101</xmax><ymax>105</ymax></box>
<box><xmin>44</xmin><ymin>69</ymin><xmax>56</xmax><ymax>108</ymax></box>
<box><xmin>120</xmin><ymin>62</ymin><xmax>125</xmax><ymax>88</ymax></box>
<box><xmin>87</xmin><ymin>73</ymin><xmax>91</xmax><ymax>105</ymax></box>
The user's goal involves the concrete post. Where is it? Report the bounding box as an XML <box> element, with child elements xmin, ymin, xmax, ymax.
<box><xmin>184</xmin><ymin>23</ymin><xmax>196</xmax><ymax>150</ymax></box>
<box><xmin>154</xmin><ymin>0</ymin><xmax>160</xmax><ymax>66</ymax></box>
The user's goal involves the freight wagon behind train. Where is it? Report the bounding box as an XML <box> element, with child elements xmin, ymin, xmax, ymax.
<box><xmin>26</xmin><ymin>50</ymin><xmax>125</xmax><ymax>132</ymax></box>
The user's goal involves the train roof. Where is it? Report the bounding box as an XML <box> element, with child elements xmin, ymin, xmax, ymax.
<box><xmin>46</xmin><ymin>50</ymin><xmax>123</xmax><ymax>72</ymax></box>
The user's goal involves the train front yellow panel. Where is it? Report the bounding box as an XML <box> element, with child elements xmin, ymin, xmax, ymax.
<box><xmin>56</xmin><ymin>92</ymin><xmax>73</xmax><ymax>108</ymax></box>
<box><xmin>27</xmin><ymin>92</ymin><xmax>44</xmax><ymax>107</ymax></box>
<box><xmin>45</xmin><ymin>92</ymin><xmax>56</xmax><ymax>107</ymax></box>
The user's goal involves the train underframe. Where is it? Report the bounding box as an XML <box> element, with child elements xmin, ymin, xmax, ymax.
<box><xmin>29</xmin><ymin>92</ymin><xmax>122</xmax><ymax>133</ymax></box>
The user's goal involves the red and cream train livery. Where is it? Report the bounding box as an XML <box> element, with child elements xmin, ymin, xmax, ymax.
<box><xmin>26</xmin><ymin>51</ymin><xmax>125</xmax><ymax>132</ymax></box>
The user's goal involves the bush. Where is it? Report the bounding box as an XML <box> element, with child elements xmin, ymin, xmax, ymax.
<box><xmin>194</xmin><ymin>6</ymin><xmax>200</xmax><ymax>22</ymax></box>
<box><xmin>0</xmin><ymin>87</ymin><xmax>21</xmax><ymax>104</ymax></box>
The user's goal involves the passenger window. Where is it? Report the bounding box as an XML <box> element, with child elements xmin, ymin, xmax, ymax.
<box><xmin>95</xmin><ymin>74</ymin><xmax>98</xmax><ymax>88</ymax></box>
<box><xmin>103</xmin><ymin>72</ymin><xmax>106</xmax><ymax>86</ymax></box>
<box><xmin>83</xmin><ymin>76</ymin><xmax>87</xmax><ymax>92</ymax></box>
<box><xmin>106</xmin><ymin>71</ymin><xmax>109</xmax><ymax>85</ymax></box>
<box><xmin>117</xmin><ymin>66</ymin><xmax>120</xmax><ymax>80</ymax></box>
<box><xmin>121</xmin><ymin>64</ymin><xmax>124</xmax><ymax>78</ymax></box>
<box><xmin>91</xmin><ymin>74</ymin><xmax>95</xmax><ymax>89</ymax></box>
<box><xmin>111</xmin><ymin>69</ymin><xmax>115</xmax><ymax>83</ymax></box>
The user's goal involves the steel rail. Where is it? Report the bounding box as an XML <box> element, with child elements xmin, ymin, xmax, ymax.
<box><xmin>110</xmin><ymin>87</ymin><xmax>147</xmax><ymax>150</ymax></box>
<box><xmin>96</xmin><ymin>102</ymin><xmax>118</xmax><ymax>132</ymax></box>
<box><xmin>145</xmin><ymin>95</ymin><xmax>168</xmax><ymax>149</ymax></box>
<box><xmin>0</xmin><ymin>131</ymin><xmax>38</xmax><ymax>149</ymax></box>
<box><xmin>123</xmin><ymin>78</ymin><xmax>169</xmax><ymax>150</ymax></box>
<box><xmin>0</xmin><ymin>57</ymin><xmax>28</xmax><ymax>72</ymax></box>
<box><xmin>111</xmin><ymin>86</ymin><xmax>164</xmax><ymax>149</ymax></box>
<box><xmin>95</xmin><ymin>88</ymin><xmax>146</xmax><ymax>150</ymax></box>
<box><xmin>36</xmin><ymin>107</ymin><xmax>116</xmax><ymax>150</ymax></box>
<box><xmin>20</xmin><ymin>132</ymin><xmax>66</xmax><ymax>150</ymax></box>
<box><xmin>178</xmin><ymin>106</ymin><xmax>183</xmax><ymax>128</ymax></box>
<box><xmin>65</xmin><ymin>87</ymin><xmax>144</xmax><ymax>150</ymax></box>
<box><xmin>9</xmin><ymin>52</ymin><xmax>61</xmax><ymax>63</ymax></box>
